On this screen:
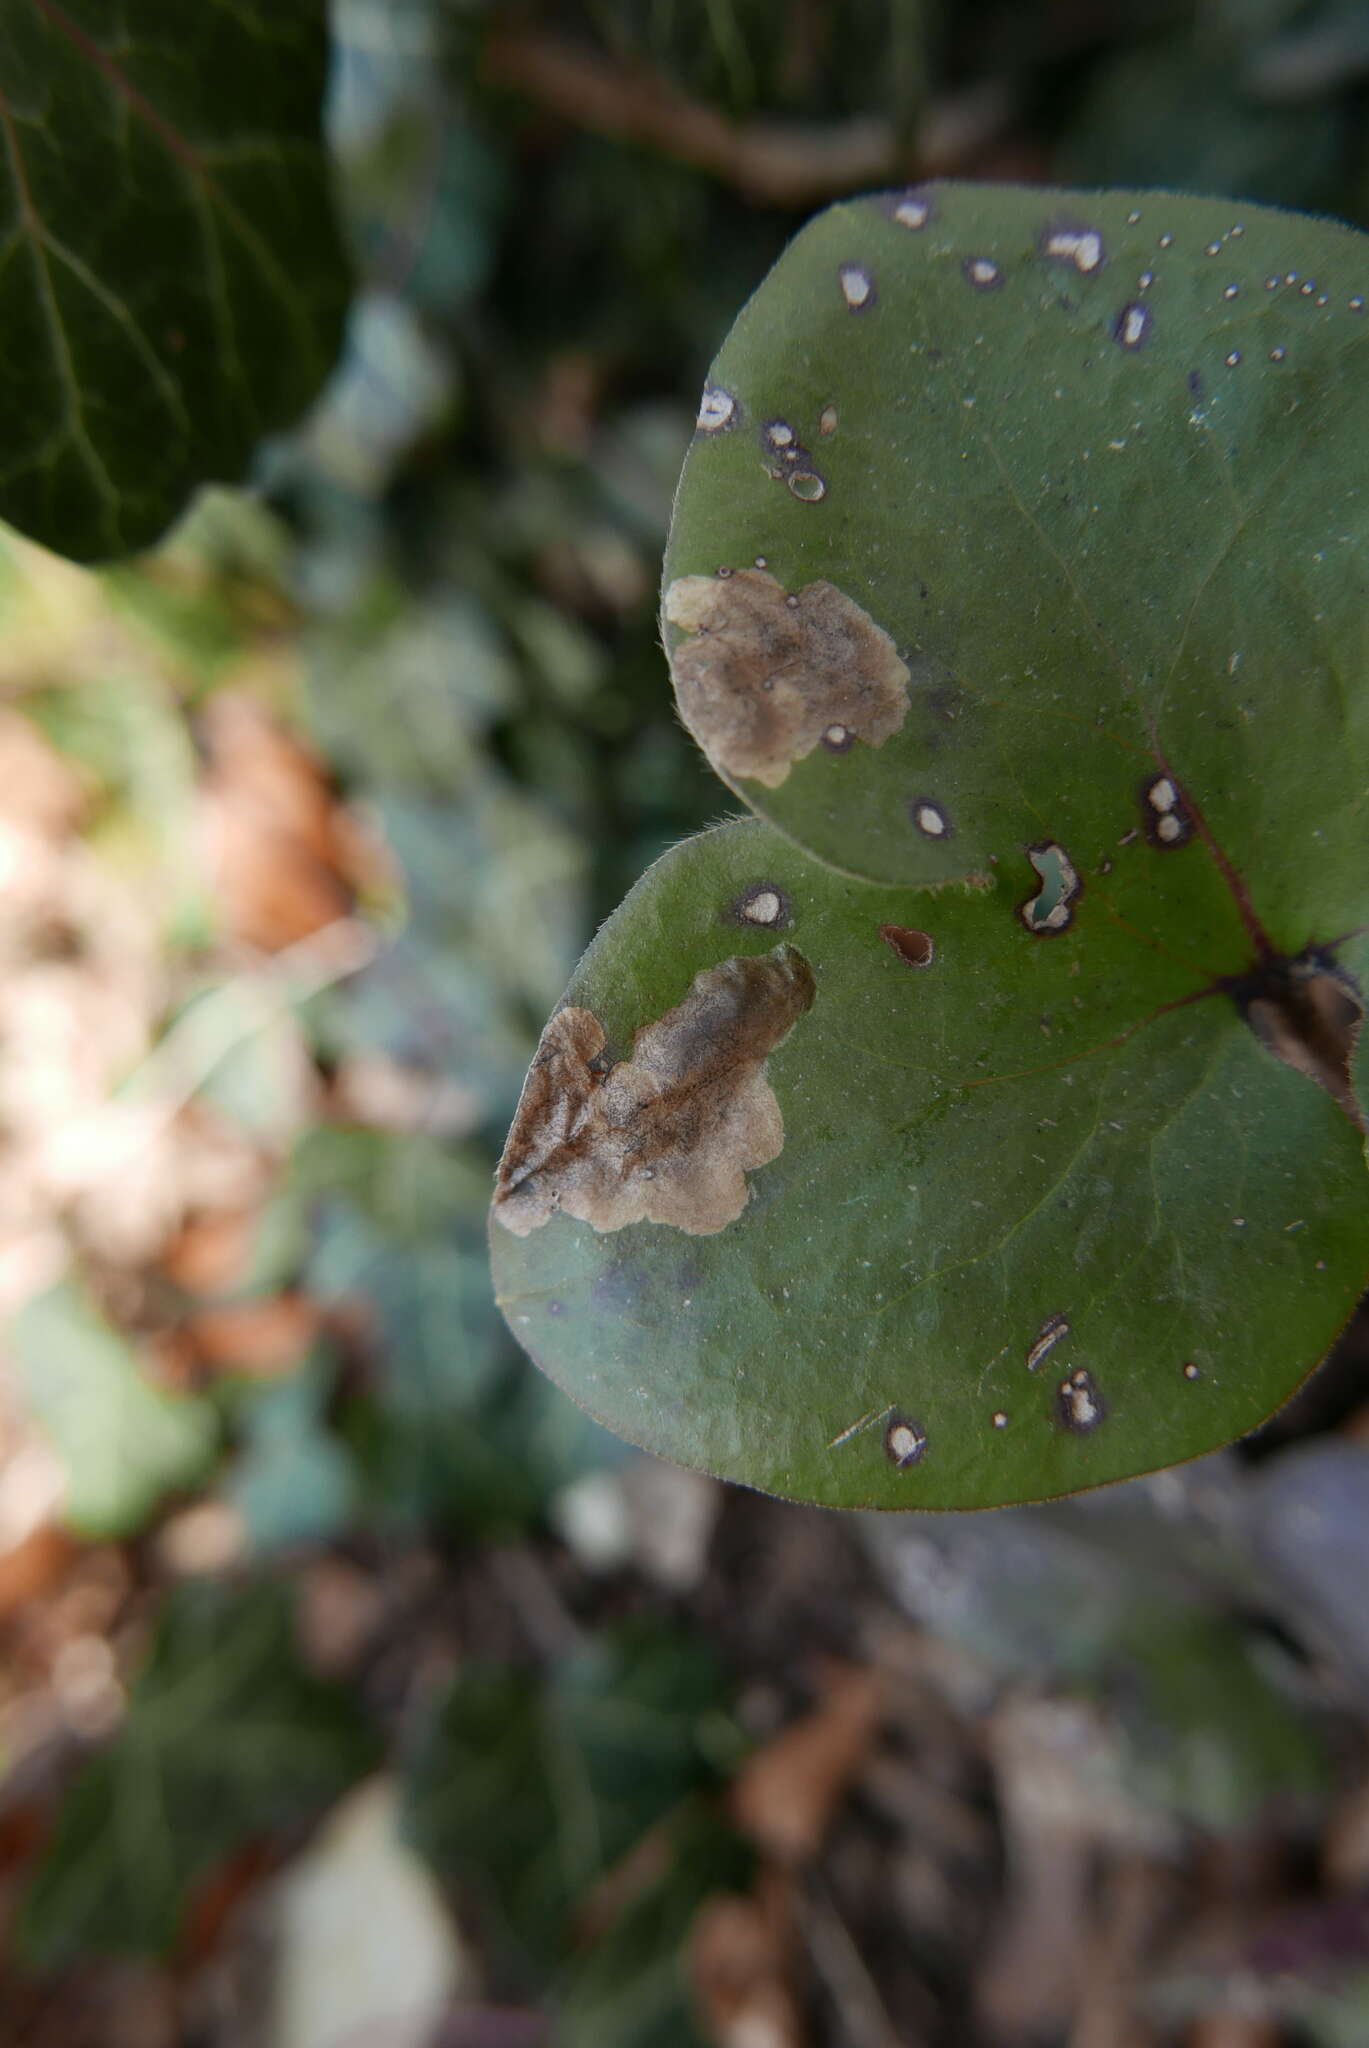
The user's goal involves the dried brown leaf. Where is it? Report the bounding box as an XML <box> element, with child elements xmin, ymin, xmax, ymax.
<box><xmin>730</xmin><ymin>1666</ymin><xmax>884</xmax><ymax>1867</ymax></box>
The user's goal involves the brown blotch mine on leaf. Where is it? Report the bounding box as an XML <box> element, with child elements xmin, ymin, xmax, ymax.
<box><xmin>878</xmin><ymin>924</ymin><xmax>934</xmax><ymax>967</ymax></box>
<box><xmin>492</xmin><ymin>943</ymin><xmax>816</xmax><ymax>1238</ymax></box>
<box><xmin>664</xmin><ymin>568</ymin><xmax>910</xmax><ymax>790</ymax></box>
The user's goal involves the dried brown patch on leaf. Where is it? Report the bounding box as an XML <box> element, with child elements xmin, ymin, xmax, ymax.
<box><xmin>664</xmin><ymin>568</ymin><xmax>910</xmax><ymax>789</ymax></box>
<box><xmin>492</xmin><ymin>943</ymin><xmax>816</xmax><ymax>1237</ymax></box>
<box><xmin>1234</xmin><ymin>949</ymin><xmax>1365</xmax><ymax>1126</ymax></box>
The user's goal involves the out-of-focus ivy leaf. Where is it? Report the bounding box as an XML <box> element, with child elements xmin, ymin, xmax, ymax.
<box><xmin>293</xmin><ymin>1128</ymin><xmax>617</xmax><ymax>1534</ymax></box>
<box><xmin>229</xmin><ymin>1349</ymin><xmax>359</xmax><ymax>1552</ymax></box>
<box><xmin>0</xmin><ymin>0</ymin><xmax>348</xmax><ymax>561</ymax></box>
<box><xmin>1244</xmin><ymin>1442</ymin><xmax>1369</xmax><ymax>1698</ymax></box>
<box><xmin>16</xmin><ymin>1581</ymin><xmax>378</xmax><ymax>1962</ymax></box>
<box><xmin>557</xmin><ymin>1806</ymin><xmax>752</xmax><ymax>2048</ymax></box>
<box><xmin>300</xmin><ymin>1130</ymin><xmax>505</xmax><ymax>1401</ymax></box>
<box><xmin>306</xmin><ymin>587</ymin><xmax>518</xmax><ymax>790</ymax></box>
<box><xmin>10</xmin><ymin>1283</ymin><xmax>217</xmax><ymax>1537</ymax></box>
<box><xmin>402</xmin><ymin>1622</ymin><xmax>736</xmax><ymax>1976</ymax></box>
<box><xmin>1063</xmin><ymin>31</ymin><xmax>1352</xmax><ymax>210</ymax></box>
<box><xmin>1115</xmin><ymin>1612</ymin><xmax>1326</xmax><ymax>1831</ymax></box>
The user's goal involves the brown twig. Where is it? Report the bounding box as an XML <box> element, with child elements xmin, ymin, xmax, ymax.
<box><xmin>481</xmin><ymin>25</ymin><xmax>1012</xmax><ymax>206</ymax></box>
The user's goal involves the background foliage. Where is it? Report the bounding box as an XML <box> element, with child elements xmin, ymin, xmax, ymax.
<box><xmin>2</xmin><ymin>2</ymin><xmax>1369</xmax><ymax>2044</ymax></box>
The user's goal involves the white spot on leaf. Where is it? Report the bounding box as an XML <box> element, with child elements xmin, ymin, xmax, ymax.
<box><xmin>1026</xmin><ymin>1313</ymin><xmax>1070</xmax><ymax>1372</ymax></box>
<box><xmin>884</xmin><ymin>1416</ymin><xmax>928</xmax><ymax>1468</ymax></box>
<box><xmin>1057</xmin><ymin>1368</ymin><xmax>1105</xmax><ymax>1433</ymax></box>
<box><xmin>839</xmin><ymin>262</ymin><xmax>875</xmax><ymax>310</ymax></box>
<box><xmin>697</xmin><ymin>385</ymin><xmax>737</xmax><ymax>433</ymax></box>
<box><xmin>892</xmin><ymin>191</ymin><xmax>931</xmax><ymax>229</ymax></box>
<box><xmin>1043</xmin><ymin>224</ymin><xmax>1104</xmax><ymax>274</ymax></box>
<box><xmin>1115</xmin><ymin>302</ymin><xmax>1151</xmax><ymax>350</ymax></box>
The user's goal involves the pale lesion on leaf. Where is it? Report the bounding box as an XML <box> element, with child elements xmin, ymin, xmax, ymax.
<box><xmin>493</xmin><ymin>943</ymin><xmax>816</xmax><ymax>1237</ymax></box>
<box><xmin>664</xmin><ymin>568</ymin><xmax>910</xmax><ymax>789</ymax></box>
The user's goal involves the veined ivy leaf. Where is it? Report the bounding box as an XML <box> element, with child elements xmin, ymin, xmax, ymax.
<box><xmin>16</xmin><ymin>1582</ymin><xmax>377</xmax><ymax>1961</ymax></box>
<box><xmin>491</xmin><ymin>820</ymin><xmax>1369</xmax><ymax>1510</ymax></box>
<box><xmin>664</xmin><ymin>186</ymin><xmax>1369</xmax><ymax>953</ymax></box>
<box><xmin>0</xmin><ymin>0</ymin><xmax>347</xmax><ymax>561</ymax></box>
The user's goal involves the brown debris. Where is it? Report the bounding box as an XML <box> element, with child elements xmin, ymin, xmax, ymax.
<box><xmin>692</xmin><ymin>1873</ymin><xmax>807</xmax><ymax>2048</ymax></box>
<box><xmin>1241</xmin><ymin>951</ymin><xmax>1364</xmax><ymax>1126</ymax></box>
<box><xmin>492</xmin><ymin>944</ymin><xmax>815</xmax><ymax>1237</ymax></box>
<box><xmin>184</xmin><ymin>1293</ymin><xmax>322</xmax><ymax>1378</ymax></box>
<box><xmin>664</xmin><ymin>571</ymin><xmax>909</xmax><ymax>790</ymax></box>
<box><xmin>198</xmin><ymin>693</ymin><xmax>376</xmax><ymax>953</ymax></box>
<box><xmin>481</xmin><ymin>28</ymin><xmax>1014</xmax><ymax>207</ymax></box>
<box><xmin>731</xmin><ymin>1666</ymin><xmax>885</xmax><ymax>1867</ymax></box>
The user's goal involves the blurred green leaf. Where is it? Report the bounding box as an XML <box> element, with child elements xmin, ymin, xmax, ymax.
<box><xmin>11</xmin><ymin>1283</ymin><xmax>217</xmax><ymax>1538</ymax></box>
<box><xmin>403</xmin><ymin>1621</ymin><xmax>736</xmax><ymax>1974</ymax></box>
<box><xmin>557</xmin><ymin>1806</ymin><xmax>752</xmax><ymax>2048</ymax></box>
<box><xmin>229</xmin><ymin>1349</ymin><xmax>359</xmax><ymax>1552</ymax></box>
<box><xmin>17</xmin><ymin>1581</ymin><xmax>377</xmax><ymax>1961</ymax></box>
<box><xmin>1115</xmin><ymin>1612</ymin><xmax>1327</xmax><ymax>1831</ymax></box>
<box><xmin>0</xmin><ymin>0</ymin><xmax>348</xmax><ymax>560</ymax></box>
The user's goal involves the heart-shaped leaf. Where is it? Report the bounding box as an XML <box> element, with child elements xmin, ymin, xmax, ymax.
<box><xmin>491</xmin><ymin>820</ymin><xmax>1369</xmax><ymax>1509</ymax></box>
<box><xmin>0</xmin><ymin>0</ymin><xmax>346</xmax><ymax>561</ymax></box>
<box><xmin>493</xmin><ymin>184</ymin><xmax>1369</xmax><ymax>1510</ymax></box>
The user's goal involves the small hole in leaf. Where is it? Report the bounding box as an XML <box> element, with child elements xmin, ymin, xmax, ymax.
<box><xmin>879</xmin><ymin>924</ymin><xmax>934</xmax><ymax>967</ymax></box>
<box><xmin>787</xmin><ymin>470</ymin><xmax>826</xmax><ymax>503</ymax></box>
<box><xmin>1018</xmin><ymin>844</ymin><xmax>1081</xmax><ymax>936</ymax></box>
<box><xmin>884</xmin><ymin>1415</ymin><xmax>927</xmax><ymax>1468</ymax></box>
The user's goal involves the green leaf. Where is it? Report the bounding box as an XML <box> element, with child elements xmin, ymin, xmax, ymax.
<box><xmin>16</xmin><ymin>1581</ymin><xmax>377</xmax><ymax>1961</ymax></box>
<box><xmin>402</xmin><ymin>1622</ymin><xmax>734</xmax><ymax>1974</ymax></box>
<box><xmin>491</xmin><ymin>819</ymin><xmax>1369</xmax><ymax>1509</ymax></box>
<box><xmin>556</xmin><ymin>1806</ymin><xmax>751</xmax><ymax>2048</ymax></box>
<box><xmin>0</xmin><ymin>0</ymin><xmax>347</xmax><ymax>561</ymax></box>
<box><xmin>10</xmin><ymin>1282</ymin><xmax>217</xmax><ymax>1537</ymax></box>
<box><xmin>663</xmin><ymin>184</ymin><xmax>1369</xmax><ymax>948</ymax></box>
<box><xmin>493</xmin><ymin>185</ymin><xmax>1369</xmax><ymax>1509</ymax></box>
<box><xmin>1114</xmin><ymin>1612</ymin><xmax>1326</xmax><ymax>1832</ymax></box>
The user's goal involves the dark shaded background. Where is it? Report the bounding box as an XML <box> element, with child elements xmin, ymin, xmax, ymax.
<box><xmin>2</xmin><ymin>2</ymin><xmax>1369</xmax><ymax>2043</ymax></box>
